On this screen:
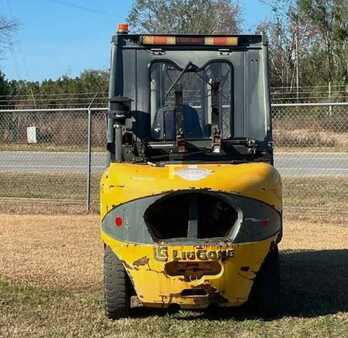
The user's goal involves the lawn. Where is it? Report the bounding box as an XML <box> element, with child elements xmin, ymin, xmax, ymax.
<box><xmin>0</xmin><ymin>214</ymin><xmax>347</xmax><ymax>337</ymax></box>
<box><xmin>0</xmin><ymin>173</ymin><xmax>347</xmax><ymax>215</ymax></box>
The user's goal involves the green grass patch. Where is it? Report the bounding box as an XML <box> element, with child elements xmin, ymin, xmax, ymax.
<box><xmin>283</xmin><ymin>176</ymin><xmax>348</xmax><ymax>211</ymax></box>
<box><xmin>0</xmin><ymin>172</ymin><xmax>101</xmax><ymax>201</ymax></box>
<box><xmin>0</xmin><ymin>173</ymin><xmax>346</xmax><ymax>214</ymax></box>
<box><xmin>1</xmin><ymin>249</ymin><xmax>348</xmax><ymax>337</ymax></box>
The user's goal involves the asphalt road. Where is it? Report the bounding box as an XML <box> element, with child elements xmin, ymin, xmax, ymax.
<box><xmin>0</xmin><ymin>151</ymin><xmax>347</xmax><ymax>176</ymax></box>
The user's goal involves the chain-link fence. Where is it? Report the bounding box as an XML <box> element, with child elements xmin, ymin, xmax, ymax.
<box><xmin>0</xmin><ymin>107</ymin><xmax>106</xmax><ymax>214</ymax></box>
<box><xmin>0</xmin><ymin>103</ymin><xmax>347</xmax><ymax>216</ymax></box>
<box><xmin>272</xmin><ymin>103</ymin><xmax>347</xmax><ymax>218</ymax></box>
<box><xmin>271</xmin><ymin>84</ymin><xmax>348</xmax><ymax>104</ymax></box>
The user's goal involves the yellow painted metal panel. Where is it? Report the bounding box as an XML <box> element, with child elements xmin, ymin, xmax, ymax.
<box><xmin>101</xmin><ymin>231</ymin><xmax>276</xmax><ymax>308</ymax></box>
<box><xmin>100</xmin><ymin>161</ymin><xmax>282</xmax><ymax>308</ymax></box>
<box><xmin>100</xmin><ymin>162</ymin><xmax>282</xmax><ymax>218</ymax></box>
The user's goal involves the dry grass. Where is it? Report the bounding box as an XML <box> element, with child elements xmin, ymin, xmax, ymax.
<box><xmin>272</xmin><ymin>109</ymin><xmax>348</xmax><ymax>151</ymax></box>
<box><xmin>0</xmin><ymin>214</ymin><xmax>102</xmax><ymax>290</ymax></box>
<box><xmin>0</xmin><ymin>198</ymin><xmax>92</xmax><ymax>215</ymax></box>
<box><xmin>283</xmin><ymin>176</ymin><xmax>348</xmax><ymax>213</ymax></box>
<box><xmin>275</xmin><ymin>147</ymin><xmax>348</xmax><ymax>153</ymax></box>
<box><xmin>0</xmin><ymin>172</ymin><xmax>101</xmax><ymax>201</ymax></box>
<box><xmin>0</xmin><ymin>143</ymin><xmax>104</xmax><ymax>152</ymax></box>
<box><xmin>0</xmin><ymin>214</ymin><xmax>347</xmax><ymax>291</ymax></box>
<box><xmin>273</xmin><ymin>124</ymin><xmax>348</xmax><ymax>151</ymax></box>
<box><xmin>1</xmin><ymin>214</ymin><xmax>348</xmax><ymax>337</ymax></box>
<box><xmin>274</xmin><ymin>129</ymin><xmax>338</xmax><ymax>148</ymax></box>
<box><xmin>0</xmin><ymin>175</ymin><xmax>347</xmax><ymax>217</ymax></box>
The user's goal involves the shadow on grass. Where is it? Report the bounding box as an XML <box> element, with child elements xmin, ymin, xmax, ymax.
<box><xmin>129</xmin><ymin>249</ymin><xmax>348</xmax><ymax>320</ymax></box>
<box><xmin>278</xmin><ymin>249</ymin><xmax>348</xmax><ymax>317</ymax></box>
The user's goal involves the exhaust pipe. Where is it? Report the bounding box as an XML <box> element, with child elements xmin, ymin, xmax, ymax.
<box><xmin>109</xmin><ymin>96</ymin><xmax>131</xmax><ymax>162</ymax></box>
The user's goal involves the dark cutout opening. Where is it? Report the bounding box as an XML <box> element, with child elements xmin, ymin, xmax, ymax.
<box><xmin>144</xmin><ymin>192</ymin><xmax>238</xmax><ymax>240</ymax></box>
<box><xmin>181</xmin><ymin>289</ymin><xmax>208</xmax><ymax>297</ymax></box>
<box><xmin>165</xmin><ymin>261</ymin><xmax>222</xmax><ymax>281</ymax></box>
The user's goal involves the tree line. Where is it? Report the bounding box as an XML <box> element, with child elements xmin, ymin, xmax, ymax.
<box><xmin>0</xmin><ymin>70</ymin><xmax>108</xmax><ymax>108</ymax></box>
<box><xmin>0</xmin><ymin>0</ymin><xmax>347</xmax><ymax>104</ymax></box>
<box><xmin>258</xmin><ymin>0</ymin><xmax>348</xmax><ymax>89</ymax></box>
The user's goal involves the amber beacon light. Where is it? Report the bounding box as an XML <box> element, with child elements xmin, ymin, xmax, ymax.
<box><xmin>117</xmin><ymin>23</ymin><xmax>129</xmax><ymax>33</ymax></box>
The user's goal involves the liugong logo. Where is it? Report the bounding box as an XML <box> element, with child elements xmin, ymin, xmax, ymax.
<box><xmin>154</xmin><ymin>246</ymin><xmax>234</xmax><ymax>262</ymax></box>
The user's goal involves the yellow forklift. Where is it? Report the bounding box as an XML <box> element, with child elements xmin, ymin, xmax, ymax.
<box><xmin>100</xmin><ymin>23</ymin><xmax>282</xmax><ymax>318</ymax></box>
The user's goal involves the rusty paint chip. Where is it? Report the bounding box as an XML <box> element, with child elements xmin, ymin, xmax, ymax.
<box><xmin>133</xmin><ymin>256</ymin><xmax>150</xmax><ymax>267</ymax></box>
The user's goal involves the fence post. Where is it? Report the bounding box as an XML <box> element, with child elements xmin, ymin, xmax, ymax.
<box><xmin>86</xmin><ymin>108</ymin><xmax>92</xmax><ymax>212</ymax></box>
<box><xmin>328</xmin><ymin>82</ymin><xmax>332</xmax><ymax>116</ymax></box>
<box><xmin>86</xmin><ymin>94</ymin><xmax>98</xmax><ymax>212</ymax></box>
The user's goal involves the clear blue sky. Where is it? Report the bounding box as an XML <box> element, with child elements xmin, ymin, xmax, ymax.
<box><xmin>0</xmin><ymin>0</ymin><xmax>272</xmax><ymax>82</ymax></box>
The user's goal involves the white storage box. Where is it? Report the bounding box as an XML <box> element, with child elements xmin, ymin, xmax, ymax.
<box><xmin>27</xmin><ymin>126</ymin><xmax>38</xmax><ymax>144</ymax></box>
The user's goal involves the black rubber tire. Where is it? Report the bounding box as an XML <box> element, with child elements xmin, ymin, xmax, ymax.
<box><xmin>104</xmin><ymin>246</ymin><xmax>131</xmax><ymax>319</ymax></box>
<box><xmin>248</xmin><ymin>244</ymin><xmax>280</xmax><ymax>318</ymax></box>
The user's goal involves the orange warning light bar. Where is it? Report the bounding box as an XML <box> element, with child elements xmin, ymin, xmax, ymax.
<box><xmin>142</xmin><ymin>36</ymin><xmax>176</xmax><ymax>45</ymax></box>
<box><xmin>204</xmin><ymin>36</ymin><xmax>239</xmax><ymax>46</ymax></box>
<box><xmin>141</xmin><ymin>35</ymin><xmax>239</xmax><ymax>46</ymax></box>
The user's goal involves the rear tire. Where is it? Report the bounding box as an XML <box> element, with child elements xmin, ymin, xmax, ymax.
<box><xmin>104</xmin><ymin>246</ymin><xmax>131</xmax><ymax>319</ymax></box>
<box><xmin>249</xmin><ymin>244</ymin><xmax>280</xmax><ymax>318</ymax></box>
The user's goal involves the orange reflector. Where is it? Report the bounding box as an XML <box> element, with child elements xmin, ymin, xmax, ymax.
<box><xmin>204</xmin><ymin>36</ymin><xmax>239</xmax><ymax>46</ymax></box>
<box><xmin>142</xmin><ymin>36</ymin><xmax>176</xmax><ymax>45</ymax></box>
<box><xmin>117</xmin><ymin>23</ymin><xmax>129</xmax><ymax>33</ymax></box>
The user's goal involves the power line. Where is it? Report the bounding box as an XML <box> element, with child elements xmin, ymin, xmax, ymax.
<box><xmin>44</xmin><ymin>0</ymin><xmax>113</xmax><ymax>17</ymax></box>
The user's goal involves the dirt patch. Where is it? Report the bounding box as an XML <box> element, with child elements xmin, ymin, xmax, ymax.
<box><xmin>1</xmin><ymin>214</ymin><xmax>347</xmax><ymax>291</ymax></box>
<box><xmin>280</xmin><ymin>218</ymin><xmax>348</xmax><ymax>251</ymax></box>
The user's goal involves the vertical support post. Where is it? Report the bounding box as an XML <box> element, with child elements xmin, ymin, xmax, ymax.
<box><xmin>86</xmin><ymin>108</ymin><xmax>92</xmax><ymax>212</ymax></box>
<box><xmin>114</xmin><ymin>123</ymin><xmax>123</xmax><ymax>162</ymax></box>
<box><xmin>329</xmin><ymin>82</ymin><xmax>332</xmax><ymax>116</ymax></box>
<box><xmin>175</xmin><ymin>85</ymin><xmax>184</xmax><ymax>135</ymax></box>
<box><xmin>187</xmin><ymin>195</ymin><xmax>198</xmax><ymax>239</ymax></box>
<box><xmin>207</xmin><ymin>79</ymin><xmax>212</xmax><ymax>126</ymax></box>
<box><xmin>295</xmin><ymin>21</ymin><xmax>299</xmax><ymax>104</ymax></box>
<box><xmin>150</xmin><ymin>79</ymin><xmax>157</xmax><ymax>127</ymax></box>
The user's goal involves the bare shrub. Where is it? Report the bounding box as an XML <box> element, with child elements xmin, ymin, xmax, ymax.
<box><xmin>273</xmin><ymin>129</ymin><xmax>337</xmax><ymax>147</ymax></box>
<box><xmin>318</xmin><ymin>113</ymin><xmax>348</xmax><ymax>133</ymax></box>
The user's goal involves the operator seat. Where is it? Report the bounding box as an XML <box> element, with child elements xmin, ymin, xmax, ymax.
<box><xmin>151</xmin><ymin>104</ymin><xmax>204</xmax><ymax>140</ymax></box>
